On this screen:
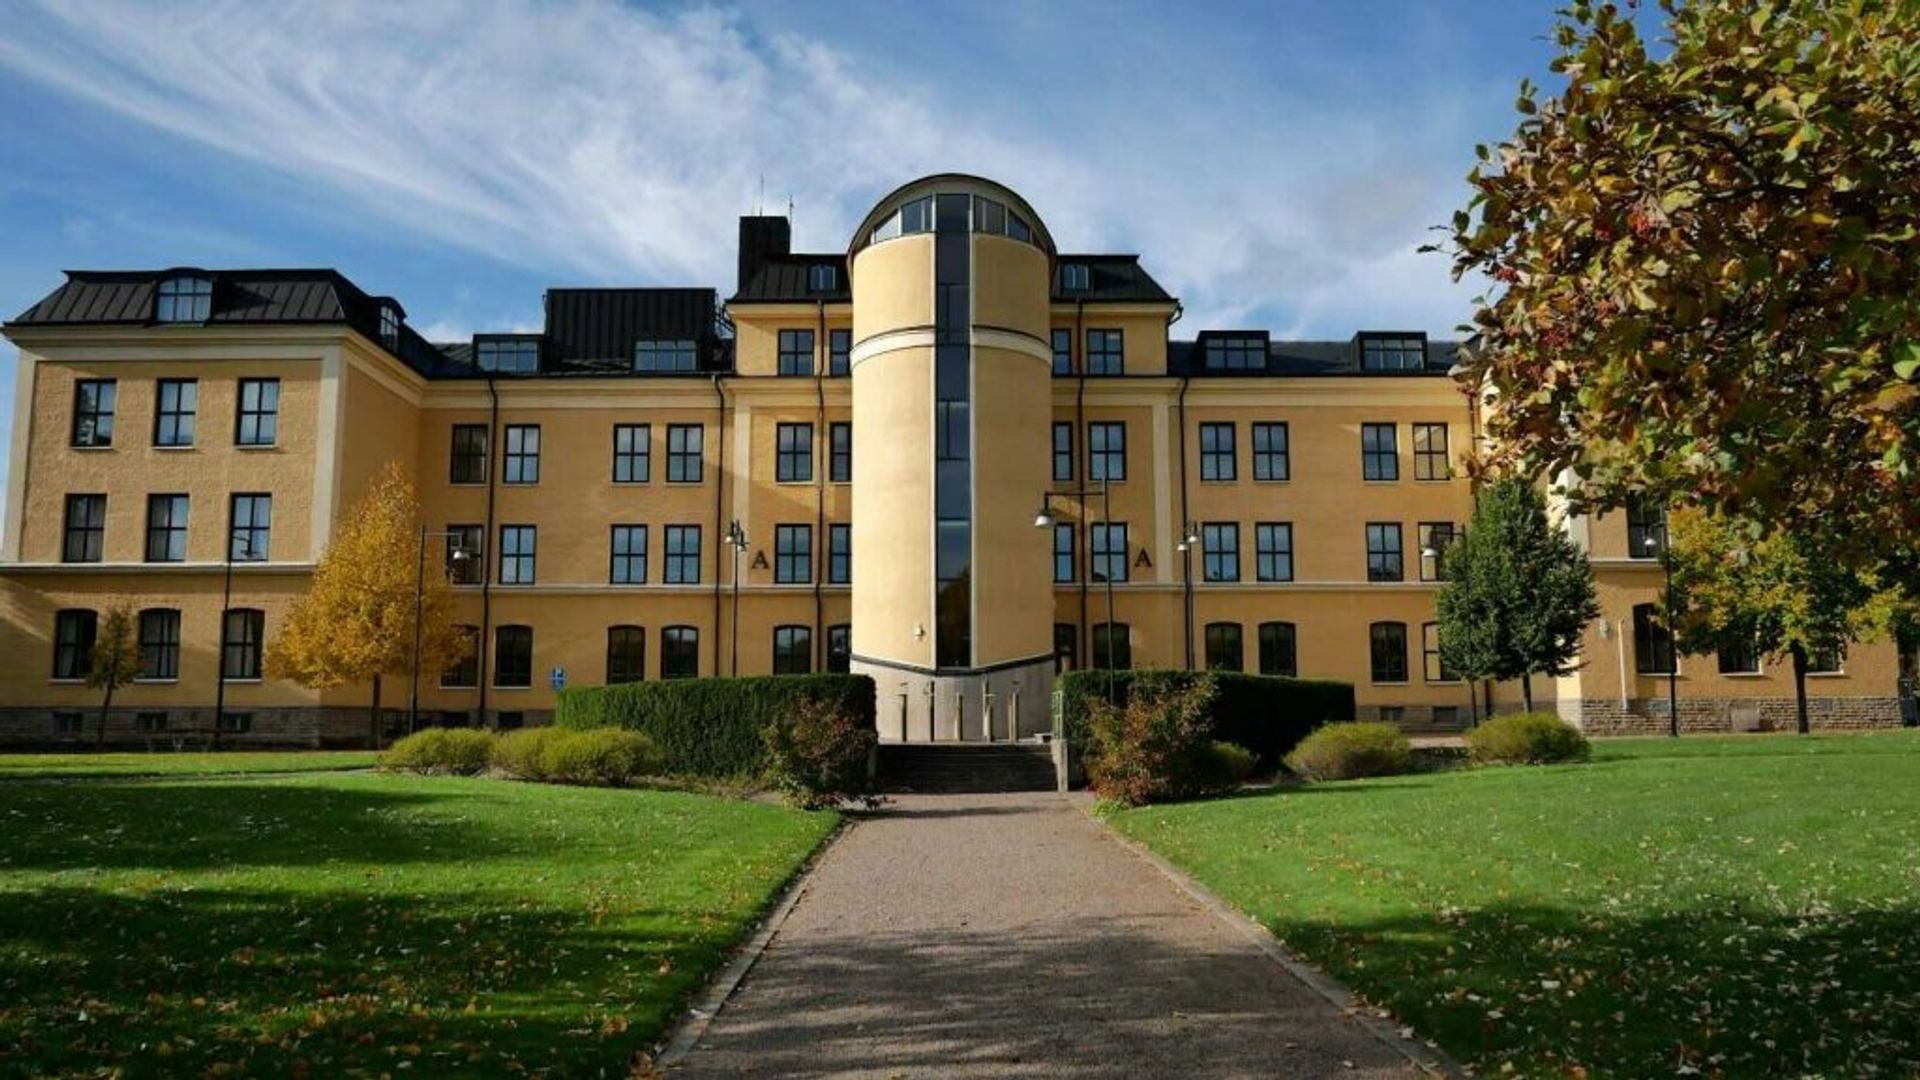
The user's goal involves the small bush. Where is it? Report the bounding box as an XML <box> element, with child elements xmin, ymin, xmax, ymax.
<box><xmin>1201</xmin><ymin>741</ymin><xmax>1259</xmax><ymax>788</ymax></box>
<box><xmin>764</xmin><ymin>696</ymin><xmax>878</xmax><ymax>809</ymax></box>
<box><xmin>1085</xmin><ymin>677</ymin><xmax>1234</xmax><ymax>806</ymax></box>
<box><xmin>539</xmin><ymin>728</ymin><xmax>663</xmax><ymax>787</ymax></box>
<box><xmin>1466</xmin><ymin>712</ymin><xmax>1592</xmax><ymax>765</ymax></box>
<box><xmin>1285</xmin><ymin>722</ymin><xmax>1413</xmax><ymax>781</ymax></box>
<box><xmin>381</xmin><ymin>728</ymin><xmax>497</xmax><ymax>775</ymax></box>
<box><xmin>492</xmin><ymin>727</ymin><xmax>569</xmax><ymax>781</ymax></box>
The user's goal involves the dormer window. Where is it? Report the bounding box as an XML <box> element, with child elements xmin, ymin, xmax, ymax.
<box><xmin>1358</xmin><ymin>332</ymin><xmax>1427</xmax><ymax>372</ymax></box>
<box><xmin>634</xmin><ymin>339</ymin><xmax>698</xmax><ymax>373</ymax></box>
<box><xmin>475</xmin><ymin>336</ymin><xmax>541</xmax><ymax>374</ymax></box>
<box><xmin>1061</xmin><ymin>263</ymin><xmax>1090</xmax><ymax>292</ymax></box>
<box><xmin>808</xmin><ymin>264</ymin><xmax>838</xmax><ymax>292</ymax></box>
<box><xmin>379</xmin><ymin>304</ymin><xmax>401</xmax><ymax>349</ymax></box>
<box><xmin>1202</xmin><ymin>333</ymin><xmax>1268</xmax><ymax>371</ymax></box>
<box><xmin>155</xmin><ymin>275</ymin><xmax>212</xmax><ymax>323</ymax></box>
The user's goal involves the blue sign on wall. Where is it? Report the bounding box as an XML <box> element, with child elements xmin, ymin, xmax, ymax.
<box><xmin>549</xmin><ymin>666</ymin><xmax>567</xmax><ymax>690</ymax></box>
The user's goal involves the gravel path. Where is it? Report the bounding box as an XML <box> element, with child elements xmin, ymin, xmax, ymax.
<box><xmin>668</xmin><ymin>792</ymin><xmax>1425</xmax><ymax>1079</ymax></box>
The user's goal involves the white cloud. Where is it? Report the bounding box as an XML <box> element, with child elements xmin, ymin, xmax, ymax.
<box><xmin>0</xmin><ymin>0</ymin><xmax>1488</xmax><ymax>337</ymax></box>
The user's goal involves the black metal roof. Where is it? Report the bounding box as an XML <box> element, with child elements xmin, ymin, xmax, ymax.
<box><xmin>729</xmin><ymin>255</ymin><xmax>850</xmax><ymax>304</ymax></box>
<box><xmin>1168</xmin><ymin>335</ymin><xmax>1460</xmax><ymax>377</ymax></box>
<box><xmin>1052</xmin><ymin>255</ymin><xmax>1172</xmax><ymax>303</ymax></box>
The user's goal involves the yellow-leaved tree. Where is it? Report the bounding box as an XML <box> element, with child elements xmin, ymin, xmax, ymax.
<box><xmin>267</xmin><ymin>462</ymin><xmax>467</xmax><ymax>746</ymax></box>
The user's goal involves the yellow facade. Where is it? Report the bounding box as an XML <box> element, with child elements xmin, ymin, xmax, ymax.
<box><xmin>1</xmin><ymin>175</ymin><xmax>1908</xmax><ymax>746</ymax></box>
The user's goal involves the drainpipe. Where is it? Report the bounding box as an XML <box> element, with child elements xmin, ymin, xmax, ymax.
<box><xmin>710</xmin><ymin>371</ymin><xmax>728</xmax><ymax>678</ymax></box>
<box><xmin>1073</xmin><ymin>299</ymin><xmax>1088</xmax><ymax>666</ymax></box>
<box><xmin>1177</xmin><ymin>374</ymin><xmax>1193</xmax><ymax>669</ymax></box>
<box><xmin>814</xmin><ymin>300</ymin><xmax>827</xmax><ymax>670</ymax></box>
<box><xmin>479</xmin><ymin>374</ymin><xmax>498</xmax><ymax>726</ymax></box>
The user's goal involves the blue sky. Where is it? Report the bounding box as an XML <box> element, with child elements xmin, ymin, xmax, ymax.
<box><xmin>0</xmin><ymin>0</ymin><xmax>1572</xmax><ymax>507</ymax></box>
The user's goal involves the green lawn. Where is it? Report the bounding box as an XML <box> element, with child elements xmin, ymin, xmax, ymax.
<box><xmin>0</xmin><ymin>773</ymin><xmax>835</xmax><ymax>1076</ymax></box>
<box><xmin>1110</xmin><ymin>731</ymin><xmax>1920</xmax><ymax>1078</ymax></box>
<box><xmin>0</xmin><ymin>750</ymin><xmax>379</xmax><ymax>778</ymax></box>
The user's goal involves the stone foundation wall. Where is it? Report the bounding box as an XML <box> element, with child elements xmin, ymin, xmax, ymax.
<box><xmin>0</xmin><ymin>706</ymin><xmax>556</xmax><ymax>750</ymax></box>
<box><xmin>1570</xmin><ymin>695</ymin><xmax>1907</xmax><ymax>737</ymax></box>
<box><xmin>1355</xmin><ymin>703</ymin><xmax>1473</xmax><ymax>729</ymax></box>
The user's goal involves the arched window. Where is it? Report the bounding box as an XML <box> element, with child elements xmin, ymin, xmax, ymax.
<box><xmin>773</xmin><ymin>625</ymin><xmax>812</xmax><ymax>675</ymax></box>
<box><xmin>661</xmin><ymin>625</ymin><xmax>699</xmax><ymax>679</ymax></box>
<box><xmin>826</xmin><ymin>624</ymin><xmax>851</xmax><ymax>674</ymax></box>
<box><xmin>606</xmin><ymin>626</ymin><xmax>646</xmax><ymax>684</ymax></box>
<box><xmin>155</xmin><ymin>274</ymin><xmax>212</xmax><ymax>323</ymax></box>
<box><xmin>1257</xmin><ymin>621</ymin><xmax>1297</xmax><ymax>677</ymax></box>
<box><xmin>1204</xmin><ymin>622</ymin><xmax>1243</xmax><ymax>671</ymax></box>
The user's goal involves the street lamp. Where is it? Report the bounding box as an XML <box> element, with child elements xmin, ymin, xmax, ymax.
<box><xmin>726</xmin><ymin>520</ymin><xmax>748</xmax><ymax>676</ymax></box>
<box><xmin>1644</xmin><ymin>524</ymin><xmax>1680</xmax><ymax>738</ymax></box>
<box><xmin>1175</xmin><ymin>521</ymin><xmax>1200</xmax><ymax>669</ymax></box>
<box><xmin>410</xmin><ymin>527</ymin><xmax>475</xmax><ymax>737</ymax></box>
<box><xmin>1035</xmin><ymin>476</ymin><xmax>1117</xmax><ymax>706</ymax></box>
<box><xmin>214</xmin><ymin>527</ymin><xmax>255</xmax><ymax>744</ymax></box>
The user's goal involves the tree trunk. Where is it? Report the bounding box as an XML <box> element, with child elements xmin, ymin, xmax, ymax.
<box><xmin>1790</xmin><ymin>642</ymin><xmax>1811</xmax><ymax>735</ymax></box>
<box><xmin>96</xmin><ymin>683</ymin><xmax>114</xmax><ymax>750</ymax></box>
<box><xmin>1521</xmin><ymin>672</ymin><xmax>1534</xmax><ymax>712</ymax></box>
<box><xmin>369</xmin><ymin>674</ymin><xmax>383</xmax><ymax>750</ymax></box>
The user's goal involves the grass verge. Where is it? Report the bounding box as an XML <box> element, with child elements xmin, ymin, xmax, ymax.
<box><xmin>0</xmin><ymin>751</ymin><xmax>380</xmax><ymax>779</ymax></box>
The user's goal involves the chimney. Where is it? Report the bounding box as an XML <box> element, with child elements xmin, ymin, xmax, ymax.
<box><xmin>738</xmin><ymin>215</ymin><xmax>791</xmax><ymax>293</ymax></box>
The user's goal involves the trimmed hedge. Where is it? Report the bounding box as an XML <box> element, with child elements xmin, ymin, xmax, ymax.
<box><xmin>1285</xmin><ymin>721</ymin><xmax>1414</xmax><ymax>780</ymax></box>
<box><xmin>1465</xmin><ymin>711</ymin><xmax>1592</xmax><ymax>765</ymax></box>
<box><xmin>381</xmin><ymin>728</ymin><xmax>496</xmax><ymax>774</ymax></box>
<box><xmin>555</xmin><ymin>674</ymin><xmax>875</xmax><ymax>779</ymax></box>
<box><xmin>1060</xmin><ymin>669</ymin><xmax>1353</xmax><ymax>771</ymax></box>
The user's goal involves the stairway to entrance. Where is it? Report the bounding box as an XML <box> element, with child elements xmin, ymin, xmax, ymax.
<box><xmin>876</xmin><ymin>742</ymin><xmax>1059</xmax><ymax>794</ymax></box>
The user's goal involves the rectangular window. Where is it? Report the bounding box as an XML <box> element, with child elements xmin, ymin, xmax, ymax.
<box><xmin>1093</xmin><ymin>622</ymin><xmax>1131</xmax><ymax>669</ymax></box>
<box><xmin>1204</xmin><ymin>622</ymin><xmax>1243</xmax><ymax>671</ymax></box>
<box><xmin>664</xmin><ymin>525</ymin><xmax>701</xmax><ymax>584</ymax></box>
<box><xmin>1199</xmin><ymin>422</ymin><xmax>1236</xmax><ymax>481</ymax></box>
<box><xmin>778</xmin><ymin>328</ymin><xmax>815</xmax><ymax>376</ymax></box>
<box><xmin>1717</xmin><ymin>637</ymin><xmax>1759</xmax><ymax>675</ymax></box>
<box><xmin>1370</xmin><ymin>622</ymin><xmax>1409</xmax><ymax>682</ymax></box>
<box><xmin>52</xmin><ymin>609</ymin><xmax>96</xmax><ymax>680</ymax></box>
<box><xmin>829</xmin><ymin>329</ymin><xmax>851</xmax><ymax>376</ymax></box>
<box><xmin>828</xmin><ymin>523</ymin><xmax>851</xmax><ymax>584</ymax></box>
<box><xmin>450</xmin><ymin>424</ymin><xmax>488</xmax><ymax>484</ymax></box>
<box><xmin>1053</xmin><ymin>523</ymin><xmax>1075</xmax><ymax>583</ymax></box>
<box><xmin>1361</xmin><ymin>423</ymin><xmax>1398</xmax><ymax>481</ymax></box>
<box><xmin>1412</xmin><ymin>422</ymin><xmax>1450</xmax><ymax>480</ymax></box>
<box><xmin>230</xmin><ymin>494</ymin><xmax>270</xmax><ymax>561</ymax></box>
<box><xmin>222</xmin><ymin>608</ymin><xmax>265</xmax><ymax>680</ymax></box>
<box><xmin>633</xmin><ymin>339</ymin><xmax>695</xmax><ymax>372</ymax></box>
<box><xmin>478</xmin><ymin>337</ymin><xmax>541</xmax><ymax>374</ymax></box>
<box><xmin>661</xmin><ymin>626</ymin><xmax>699</xmax><ymax>678</ymax></box>
<box><xmin>1061</xmin><ymin>263</ymin><xmax>1090</xmax><ymax>292</ymax></box>
<box><xmin>1088</xmin><ymin>422</ymin><xmax>1126</xmax><ymax>482</ymax></box>
<box><xmin>156</xmin><ymin>276</ymin><xmax>212</xmax><ymax>322</ymax></box>
<box><xmin>153</xmin><ymin>378</ymin><xmax>197</xmax><ymax>447</ymax></box>
<box><xmin>1051</xmin><ymin>328</ymin><xmax>1072</xmax><ymax>376</ymax></box>
<box><xmin>1359</xmin><ymin>333</ymin><xmax>1427</xmax><ymax>372</ymax></box>
<box><xmin>1202</xmin><ymin>522</ymin><xmax>1239</xmax><ymax>582</ymax></box>
<box><xmin>1086</xmin><ymin>329</ymin><xmax>1123</xmax><ymax>376</ymax></box>
<box><xmin>498</xmin><ymin>525</ymin><xmax>536</xmax><ymax>585</ymax></box>
<box><xmin>1255</xmin><ymin>522</ymin><xmax>1294</xmax><ymax>582</ymax></box>
<box><xmin>446</xmin><ymin>524</ymin><xmax>483</xmax><ymax>585</ymax></box>
<box><xmin>71</xmin><ymin>379</ymin><xmax>116</xmax><ymax>448</ymax></box>
<box><xmin>606</xmin><ymin>626</ymin><xmax>646</xmax><ymax>684</ymax></box>
<box><xmin>62</xmin><ymin>494</ymin><xmax>106</xmax><ymax>563</ymax></box>
<box><xmin>1203</xmin><ymin>335</ymin><xmax>1267</xmax><ymax>371</ymax></box>
<box><xmin>777</xmin><ymin>422</ymin><xmax>814</xmax><ymax>482</ymax></box>
<box><xmin>1258</xmin><ymin>621</ymin><xmax>1297</xmax><ymax>677</ymax></box>
<box><xmin>138</xmin><ymin>608</ymin><xmax>181</xmax><ymax>680</ymax></box>
<box><xmin>1809</xmin><ymin>643</ymin><xmax>1846</xmax><ymax>674</ymax></box>
<box><xmin>667</xmin><ymin>424</ymin><xmax>703</xmax><ymax>483</ymax></box>
<box><xmin>610</xmin><ymin>525</ymin><xmax>648</xmax><ymax>584</ymax></box>
<box><xmin>137</xmin><ymin>711</ymin><xmax>169</xmax><ymax>733</ymax></box>
<box><xmin>830</xmin><ymin>422</ymin><xmax>852</xmax><ymax>482</ymax></box>
<box><xmin>809</xmin><ymin>264</ymin><xmax>838</xmax><ymax>292</ymax></box>
<box><xmin>503</xmin><ymin>424</ymin><xmax>540</xmax><ymax>485</ymax></box>
<box><xmin>1633</xmin><ymin>603</ymin><xmax>1675</xmax><ymax>675</ymax></box>
<box><xmin>1627</xmin><ymin>495</ymin><xmax>1666</xmax><ymax>559</ymax></box>
<box><xmin>1052</xmin><ymin>422</ymin><xmax>1074</xmax><ymax>482</ymax></box>
<box><xmin>1418</xmin><ymin>522</ymin><xmax>1458</xmax><ymax>582</ymax></box>
<box><xmin>145</xmin><ymin>494</ymin><xmax>189</xmax><ymax>563</ymax></box>
<box><xmin>1366</xmin><ymin>522</ymin><xmax>1404</xmax><ymax>582</ymax></box>
<box><xmin>1091</xmin><ymin>522</ymin><xmax>1129</xmax><ymax>583</ymax></box>
<box><xmin>442</xmin><ymin>625</ymin><xmax>480</xmax><ymax>688</ymax></box>
<box><xmin>1054</xmin><ymin>623</ymin><xmax>1078</xmax><ymax>673</ymax></box>
<box><xmin>827</xmin><ymin>624</ymin><xmax>851</xmax><ymax>674</ymax></box>
<box><xmin>1422</xmin><ymin>622</ymin><xmax>1460</xmax><ymax>682</ymax></box>
<box><xmin>775</xmin><ymin>524</ymin><xmax>813</xmax><ymax>584</ymax></box>
<box><xmin>494</xmin><ymin>625</ymin><xmax>533</xmax><ymax>688</ymax></box>
<box><xmin>613</xmin><ymin>424</ymin><xmax>650</xmax><ymax>483</ymax></box>
<box><xmin>235</xmin><ymin>378</ymin><xmax>280</xmax><ymax>446</ymax></box>
<box><xmin>1251</xmin><ymin>422</ymin><xmax>1289</xmax><ymax>481</ymax></box>
<box><xmin>773</xmin><ymin>625</ymin><xmax>812</xmax><ymax>675</ymax></box>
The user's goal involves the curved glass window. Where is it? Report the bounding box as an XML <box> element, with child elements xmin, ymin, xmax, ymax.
<box><xmin>866</xmin><ymin>192</ymin><xmax>1038</xmax><ymax>251</ymax></box>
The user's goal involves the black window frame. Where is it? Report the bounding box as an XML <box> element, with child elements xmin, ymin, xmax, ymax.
<box><xmin>777</xmin><ymin>328</ymin><xmax>815</xmax><ymax>377</ymax></box>
<box><xmin>1088</xmin><ymin>421</ymin><xmax>1126</xmax><ymax>482</ymax></box>
<box><xmin>1052</xmin><ymin>422</ymin><xmax>1074</xmax><ymax>482</ymax></box>
<box><xmin>776</xmin><ymin>422</ymin><xmax>814</xmax><ymax>483</ymax></box>
<box><xmin>1203</xmin><ymin>334</ymin><xmax>1267</xmax><ymax>371</ymax></box>
<box><xmin>1061</xmin><ymin>263</ymin><xmax>1091</xmax><ymax>292</ymax></box>
<box><xmin>1358</xmin><ymin>333</ymin><xmax>1427</xmax><ymax>372</ymax></box>
<box><xmin>613</xmin><ymin>423</ymin><xmax>651</xmax><ymax>483</ymax></box>
<box><xmin>1204</xmin><ymin>622</ymin><xmax>1243</xmax><ymax>672</ymax></box>
<box><xmin>1422</xmin><ymin>622</ymin><xmax>1460</xmax><ymax>683</ymax></box>
<box><xmin>1258</xmin><ymin>621</ymin><xmax>1298</xmax><ymax>677</ymax></box>
<box><xmin>1412</xmin><ymin>422</ymin><xmax>1450</xmax><ymax>481</ymax></box>
<box><xmin>155</xmin><ymin>274</ymin><xmax>212</xmax><ymax>323</ymax></box>
<box><xmin>1085</xmin><ymin>329</ymin><xmax>1123</xmax><ymax>376</ymax></box>
<box><xmin>828</xmin><ymin>523</ymin><xmax>851</xmax><ymax>584</ymax></box>
<box><xmin>1199</xmin><ymin>422</ymin><xmax>1236</xmax><ymax>481</ymax></box>
<box><xmin>1418</xmin><ymin>522</ymin><xmax>1458</xmax><ymax>582</ymax></box>
<box><xmin>661</xmin><ymin>625</ymin><xmax>699</xmax><ymax>678</ymax></box>
<box><xmin>667</xmin><ymin>424</ymin><xmax>704</xmax><ymax>484</ymax></box>
<box><xmin>1251</xmin><ymin>421</ymin><xmax>1290</xmax><ymax>481</ymax></box>
<box><xmin>1717</xmin><ymin>638</ymin><xmax>1760</xmax><ymax>675</ymax></box>
<box><xmin>1361</xmin><ymin>422</ymin><xmax>1398</xmax><ymax>481</ymax></box>
<box><xmin>145</xmin><ymin>493</ymin><xmax>189</xmax><ymax>563</ymax></box>
<box><xmin>1053</xmin><ymin>522</ymin><xmax>1075</xmax><ymax>584</ymax></box>
<box><xmin>52</xmin><ymin>609</ymin><xmax>97</xmax><ymax>680</ymax></box>
<box><xmin>664</xmin><ymin>524</ymin><xmax>701</xmax><ymax>584</ymax></box>
<box><xmin>441</xmin><ymin>624</ymin><xmax>480</xmax><ymax>688</ymax></box>
<box><xmin>610</xmin><ymin>524</ymin><xmax>648</xmax><ymax>585</ymax></box>
<box><xmin>229</xmin><ymin>493</ymin><xmax>271</xmax><ymax>562</ymax></box>
<box><xmin>1092</xmin><ymin>622</ymin><xmax>1131</xmax><ymax>669</ymax></box>
<box><xmin>446</xmin><ymin>524</ymin><xmax>483</xmax><ymax>585</ymax></box>
<box><xmin>1255</xmin><ymin>522</ymin><xmax>1294</xmax><ymax>583</ymax></box>
<box><xmin>138</xmin><ymin>607</ymin><xmax>181</xmax><ymax>680</ymax></box>
<box><xmin>498</xmin><ymin>524</ymin><xmax>536</xmax><ymax>585</ymax></box>
<box><xmin>632</xmin><ymin>339</ymin><xmax>695</xmax><ymax>373</ymax></box>
<box><xmin>1202</xmin><ymin>522</ymin><xmax>1239</xmax><ymax>582</ymax></box>
<box><xmin>449</xmin><ymin>424</ymin><xmax>488</xmax><ymax>484</ymax></box>
<box><xmin>493</xmin><ymin>625</ymin><xmax>533</xmax><ymax>688</ymax></box>
<box><xmin>827</xmin><ymin>624</ymin><xmax>851</xmax><ymax>673</ymax></box>
<box><xmin>1054</xmin><ymin>623</ymin><xmax>1078</xmax><ymax>673</ymax></box>
<box><xmin>153</xmin><ymin>378</ymin><xmax>198</xmax><ymax>447</ymax></box>
<box><xmin>478</xmin><ymin>337</ymin><xmax>543</xmax><ymax>374</ymax></box>
<box><xmin>71</xmin><ymin>379</ymin><xmax>116</xmax><ymax>448</ymax></box>
<box><xmin>1627</xmin><ymin>496</ymin><xmax>1667</xmax><ymax>560</ymax></box>
<box><xmin>606</xmin><ymin>625</ymin><xmax>646</xmax><ymax>684</ymax></box>
<box><xmin>1051</xmin><ymin>328</ymin><xmax>1072</xmax><ymax>375</ymax></box>
<box><xmin>775</xmin><ymin>523</ymin><xmax>813</xmax><ymax>584</ymax></box>
<box><xmin>1366</xmin><ymin>522</ymin><xmax>1404</xmax><ymax>582</ymax></box>
<box><xmin>62</xmin><ymin>494</ymin><xmax>106</xmax><ymax>563</ymax></box>
<box><xmin>1091</xmin><ymin>522</ymin><xmax>1129</xmax><ymax>584</ymax></box>
<box><xmin>830</xmin><ymin>422</ymin><xmax>852</xmax><ymax>482</ymax></box>
<box><xmin>773</xmin><ymin>625</ymin><xmax>812</xmax><ymax>675</ymax></box>
<box><xmin>828</xmin><ymin>329</ymin><xmax>851</xmax><ymax>376</ymax></box>
<box><xmin>222</xmin><ymin>608</ymin><xmax>265</xmax><ymax>681</ymax></box>
<box><xmin>235</xmin><ymin>377</ymin><xmax>280</xmax><ymax>447</ymax></box>
<box><xmin>1370</xmin><ymin>621</ymin><xmax>1409</xmax><ymax>683</ymax></box>
<box><xmin>1633</xmin><ymin>603</ymin><xmax>1675</xmax><ymax>675</ymax></box>
<box><xmin>503</xmin><ymin>424</ymin><xmax>540</xmax><ymax>485</ymax></box>
<box><xmin>809</xmin><ymin>264</ymin><xmax>838</xmax><ymax>293</ymax></box>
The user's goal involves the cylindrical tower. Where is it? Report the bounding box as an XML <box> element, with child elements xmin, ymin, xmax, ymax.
<box><xmin>848</xmin><ymin>176</ymin><xmax>1055</xmax><ymax>741</ymax></box>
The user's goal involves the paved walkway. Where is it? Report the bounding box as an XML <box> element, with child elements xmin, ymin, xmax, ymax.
<box><xmin>669</xmin><ymin>793</ymin><xmax>1424</xmax><ymax>1079</ymax></box>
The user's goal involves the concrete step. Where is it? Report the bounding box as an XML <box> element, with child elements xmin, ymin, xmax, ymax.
<box><xmin>877</xmin><ymin>743</ymin><xmax>1059</xmax><ymax>794</ymax></box>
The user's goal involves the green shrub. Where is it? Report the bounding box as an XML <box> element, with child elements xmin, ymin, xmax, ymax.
<box><xmin>492</xmin><ymin>727</ymin><xmax>569</xmax><ymax>781</ymax></box>
<box><xmin>1284</xmin><ymin>722</ymin><xmax>1414</xmax><ymax>781</ymax></box>
<box><xmin>556</xmin><ymin>674</ymin><xmax>875</xmax><ymax>779</ymax></box>
<box><xmin>1085</xmin><ymin>676</ymin><xmax>1231</xmax><ymax>806</ymax></box>
<box><xmin>381</xmin><ymin>728</ymin><xmax>497</xmax><ymax>775</ymax></box>
<box><xmin>1465</xmin><ymin>711</ymin><xmax>1592</xmax><ymax>765</ymax></box>
<box><xmin>1060</xmin><ymin>669</ymin><xmax>1353</xmax><ymax>772</ymax></box>
<box><xmin>764</xmin><ymin>696</ymin><xmax>878</xmax><ymax>809</ymax></box>
<box><xmin>539</xmin><ymin>728</ymin><xmax>663</xmax><ymax>786</ymax></box>
<box><xmin>1202</xmin><ymin>741</ymin><xmax>1259</xmax><ymax>787</ymax></box>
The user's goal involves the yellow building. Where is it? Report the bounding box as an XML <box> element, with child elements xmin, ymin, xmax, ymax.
<box><xmin>1</xmin><ymin>174</ymin><xmax>1909</xmax><ymax>746</ymax></box>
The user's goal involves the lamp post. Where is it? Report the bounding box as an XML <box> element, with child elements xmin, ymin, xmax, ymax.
<box><xmin>214</xmin><ymin>527</ymin><xmax>255</xmax><ymax>743</ymax></box>
<box><xmin>410</xmin><ymin>527</ymin><xmax>475</xmax><ymax>736</ymax></box>
<box><xmin>726</xmin><ymin>520</ymin><xmax>748</xmax><ymax>676</ymax></box>
<box><xmin>1645</xmin><ymin>522</ymin><xmax>1680</xmax><ymax>738</ymax></box>
<box><xmin>1175</xmin><ymin>520</ymin><xmax>1201</xmax><ymax>670</ymax></box>
<box><xmin>1035</xmin><ymin>476</ymin><xmax>1116</xmax><ymax>706</ymax></box>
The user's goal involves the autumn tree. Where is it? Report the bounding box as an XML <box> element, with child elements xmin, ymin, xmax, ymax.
<box><xmin>266</xmin><ymin>463</ymin><xmax>466</xmax><ymax>746</ymax></box>
<box><xmin>1439</xmin><ymin>1</ymin><xmax>1920</xmax><ymax>569</ymax></box>
<box><xmin>85</xmin><ymin>605</ymin><xmax>140</xmax><ymax>749</ymax></box>
<box><xmin>1667</xmin><ymin>508</ymin><xmax>1909</xmax><ymax>733</ymax></box>
<box><xmin>1436</xmin><ymin>478</ymin><xmax>1601</xmax><ymax>711</ymax></box>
